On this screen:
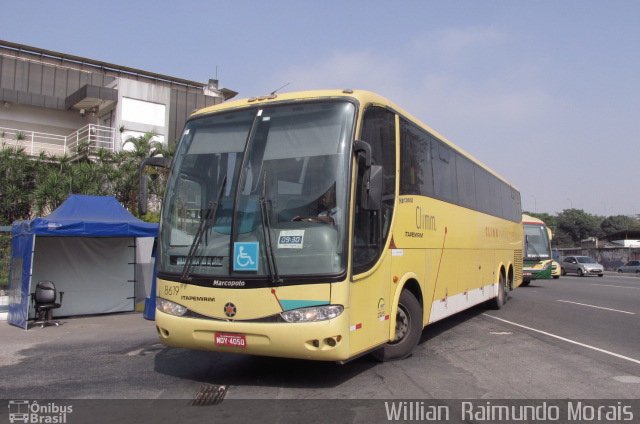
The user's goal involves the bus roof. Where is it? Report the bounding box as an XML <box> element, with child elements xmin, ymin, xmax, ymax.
<box><xmin>190</xmin><ymin>89</ymin><xmax>517</xmax><ymax>189</ymax></box>
<box><xmin>522</xmin><ymin>214</ymin><xmax>546</xmax><ymax>225</ymax></box>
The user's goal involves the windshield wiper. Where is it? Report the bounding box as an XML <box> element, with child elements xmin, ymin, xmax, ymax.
<box><xmin>260</xmin><ymin>173</ymin><xmax>281</xmax><ymax>285</ymax></box>
<box><xmin>180</xmin><ymin>175</ymin><xmax>227</xmax><ymax>283</ymax></box>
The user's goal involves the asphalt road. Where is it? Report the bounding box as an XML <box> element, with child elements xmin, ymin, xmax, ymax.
<box><xmin>1</xmin><ymin>274</ymin><xmax>639</xmax><ymax>403</ymax></box>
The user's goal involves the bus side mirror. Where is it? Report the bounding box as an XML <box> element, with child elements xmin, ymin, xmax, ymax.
<box><xmin>362</xmin><ymin>165</ymin><xmax>383</xmax><ymax>210</ymax></box>
<box><xmin>353</xmin><ymin>140</ymin><xmax>372</xmax><ymax>167</ymax></box>
<box><xmin>139</xmin><ymin>156</ymin><xmax>171</xmax><ymax>215</ymax></box>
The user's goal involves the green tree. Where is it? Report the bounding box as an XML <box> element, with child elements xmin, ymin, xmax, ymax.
<box><xmin>0</xmin><ymin>146</ymin><xmax>37</xmax><ymax>224</ymax></box>
<box><xmin>1</xmin><ymin>131</ymin><xmax>173</xmax><ymax>224</ymax></box>
<box><xmin>555</xmin><ymin>209</ymin><xmax>603</xmax><ymax>247</ymax></box>
<box><xmin>33</xmin><ymin>172</ymin><xmax>68</xmax><ymax>213</ymax></box>
<box><xmin>600</xmin><ymin>215</ymin><xmax>640</xmax><ymax>236</ymax></box>
<box><xmin>115</xmin><ymin>133</ymin><xmax>172</xmax><ymax>216</ymax></box>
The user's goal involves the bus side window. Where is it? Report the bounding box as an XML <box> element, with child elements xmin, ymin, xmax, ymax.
<box><xmin>400</xmin><ymin>117</ymin><xmax>433</xmax><ymax>196</ymax></box>
<box><xmin>353</xmin><ymin>106</ymin><xmax>396</xmax><ymax>275</ymax></box>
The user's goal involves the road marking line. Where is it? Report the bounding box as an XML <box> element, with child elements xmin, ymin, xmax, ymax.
<box><xmin>483</xmin><ymin>314</ymin><xmax>640</xmax><ymax>366</ymax></box>
<box><xmin>590</xmin><ymin>283</ymin><xmax>640</xmax><ymax>290</ymax></box>
<box><xmin>556</xmin><ymin>300</ymin><xmax>636</xmax><ymax>315</ymax></box>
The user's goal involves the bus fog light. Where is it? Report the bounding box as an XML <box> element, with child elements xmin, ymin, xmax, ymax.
<box><xmin>157</xmin><ymin>298</ymin><xmax>188</xmax><ymax>316</ymax></box>
<box><xmin>280</xmin><ymin>305</ymin><xmax>344</xmax><ymax>323</ymax></box>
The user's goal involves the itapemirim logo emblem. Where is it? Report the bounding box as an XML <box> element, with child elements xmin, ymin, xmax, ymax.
<box><xmin>7</xmin><ymin>400</ymin><xmax>73</xmax><ymax>423</ymax></box>
<box><xmin>224</xmin><ymin>302</ymin><xmax>237</xmax><ymax>318</ymax></box>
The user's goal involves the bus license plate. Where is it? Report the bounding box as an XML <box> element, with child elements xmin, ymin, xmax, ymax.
<box><xmin>215</xmin><ymin>332</ymin><xmax>246</xmax><ymax>348</ymax></box>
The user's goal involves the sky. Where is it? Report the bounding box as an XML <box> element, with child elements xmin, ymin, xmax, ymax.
<box><xmin>2</xmin><ymin>0</ymin><xmax>639</xmax><ymax>216</ymax></box>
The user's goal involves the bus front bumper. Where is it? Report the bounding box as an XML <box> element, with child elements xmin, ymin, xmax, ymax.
<box><xmin>155</xmin><ymin>310</ymin><xmax>352</xmax><ymax>361</ymax></box>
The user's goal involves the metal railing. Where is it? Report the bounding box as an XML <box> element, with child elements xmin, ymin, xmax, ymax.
<box><xmin>66</xmin><ymin>124</ymin><xmax>116</xmax><ymax>155</ymax></box>
<box><xmin>0</xmin><ymin>124</ymin><xmax>115</xmax><ymax>157</ymax></box>
<box><xmin>0</xmin><ymin>127</ymin><xmax>66</xmax><ymax>156</ymax></box>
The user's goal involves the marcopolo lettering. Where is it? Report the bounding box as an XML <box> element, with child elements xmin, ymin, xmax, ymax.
<box><xmin>212</xmin><ymin>280</ymin><xmax>246</xmax><ymax>287</ymax></box>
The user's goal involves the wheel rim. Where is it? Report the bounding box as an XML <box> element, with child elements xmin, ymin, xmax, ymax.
<box><xmin>392</xmin><ymin>305</ymin><xmax>410</xmax><ymax>343</ymax></box>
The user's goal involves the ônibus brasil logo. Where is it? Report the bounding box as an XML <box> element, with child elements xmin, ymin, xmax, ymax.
<box><xmin>8</xmin><ymin>400</ymin><xmax>73</xmax><ymax>423</ymax></box>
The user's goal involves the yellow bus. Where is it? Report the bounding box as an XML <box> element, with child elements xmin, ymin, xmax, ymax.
<box><xmin>521</xmin><ymin>214</ymin><xmax>553</xmax><ymax>285</ymax></box>
<box><xmin>145</xmin><ymin>89</ymin><xmax>523</xmax><ymax>362</ymax></box>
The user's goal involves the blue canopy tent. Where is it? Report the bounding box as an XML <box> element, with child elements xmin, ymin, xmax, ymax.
<box><xmin>8</xmin><ymin>195</ymin><xmax>158</xmax><ymax>329</ymax></box>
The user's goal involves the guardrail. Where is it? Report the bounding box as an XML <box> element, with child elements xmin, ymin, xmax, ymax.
<box><xmin>66</xmin><ymin>124</ymin><xmax>115</xmax><ymax>155</ymax></box>
<box><xmin>0</xmin><ymin>124</ymin><xmax>115</xmax><ymax>156</ymax></box>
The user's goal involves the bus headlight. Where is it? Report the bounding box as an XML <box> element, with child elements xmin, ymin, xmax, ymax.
<box><xmin>280</xmin><ymin>305</ymin><xmax>344</xmax><ymax>323</ymax></box>
<box><xmin>157</xmin><ymin>298</ymin><xmax>188</xmax><ymax>316</ymax></box>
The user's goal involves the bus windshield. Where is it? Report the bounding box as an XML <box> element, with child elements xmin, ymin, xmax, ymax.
<box><xmin>524</xmin><ymin>223</ymin><xmax>551</xmax><ymax>260</ymax></box>
<box><xmin>158</xmin><ymin>101</ymin><xmax>355</xmax><ymax>282</ymax></box>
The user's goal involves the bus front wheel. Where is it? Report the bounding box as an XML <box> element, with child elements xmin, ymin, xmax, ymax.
<box><xmin>372</xmin><ymin>290</ymin><xmax>422</xmax><ymax>362</ymax></box>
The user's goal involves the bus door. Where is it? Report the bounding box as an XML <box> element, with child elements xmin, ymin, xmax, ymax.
<box><xmin>349</xmin><ymin>106</ymin><xmax>397</xmax><ymax>354</ymax></box>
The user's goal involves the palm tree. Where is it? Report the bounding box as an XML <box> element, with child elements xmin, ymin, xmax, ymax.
<box><xmin>117</xmin><ymin>133</ymin><xmax>170</xmax><ymax>215</ymax></box>
<box><xmin>0</xmin><ymin>131</ymin><xmax>175</xmax><ymax>225</ymax></box>
<box><xmin>0</xmin><ymin>146</ymin><xmax>35</xmax><ymax>224</ymax></box>
<box><xmin>122</xmin><ymin>132</ymin><xmax>163</xmax><ymax>160</ymax></box>
<box><xmin>33</xmin><ymin>172</ymin><xmax>67</xmax><ymax>214</ymax></box>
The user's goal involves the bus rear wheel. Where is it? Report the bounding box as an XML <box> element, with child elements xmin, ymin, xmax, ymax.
<box><xmin>372</xmin><ymin>290</ymin><xmax>422</xmax><ymax>362</ymax></box>
<box><xmin>489</xmin><ymin>273</ymin><xmax>507</xmax><ymax>309</ymax></box>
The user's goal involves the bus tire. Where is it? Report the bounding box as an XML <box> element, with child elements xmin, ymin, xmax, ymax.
<box><xmin>489</xmin><ymin>273</ymin><xmax>507</xmax><ymax>309</ymax></box>
<box><xmin>371</xmin><ymin>290</ymin><xmax>422</xmax><ymax>362</ymax></box>
<box><xmin>521</xmin><ymin>280</ymin><xmax>531</xmax><ymax>287</ymax></box>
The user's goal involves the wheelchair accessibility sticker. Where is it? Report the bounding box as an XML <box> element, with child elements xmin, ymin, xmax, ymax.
<box><xmin>233</xmin><ymin>242</ymin><xmax>259</xmax><ymax>271</ymax></box>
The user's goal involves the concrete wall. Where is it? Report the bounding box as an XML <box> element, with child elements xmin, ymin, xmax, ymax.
<box><xmin>0</xmin><ymin>51</ymin><xmax>116</xmax><ymax>109</ymax></box>
<box><xmin>1</xmin><ymin>103</ymin><xmax>89</xmax><ymax>135</ymax></box>
<box><xmin>114</xmin><ymin>78</ymin><xmax>171</xmax><ymax>148</ymax></box>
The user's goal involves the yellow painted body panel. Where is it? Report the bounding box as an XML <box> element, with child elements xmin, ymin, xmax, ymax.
<box><xmin>156</xmin><ymin>278</ymin><xmax>352</xmax><ymax>361</ymax></box>
<box><xmin>391</xmin><ymin>195</ymin><xmax>523</xmax><ymax>318</ymax></box>
<box><xmin>347</xmin><ymin>249</ymin><xmax>393</xmax><ymax>356</ymax></box>
<box><xmin>158</xmin><ymin>280</ymin><xmax>331</xmax><ymax>320</ymax></box>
